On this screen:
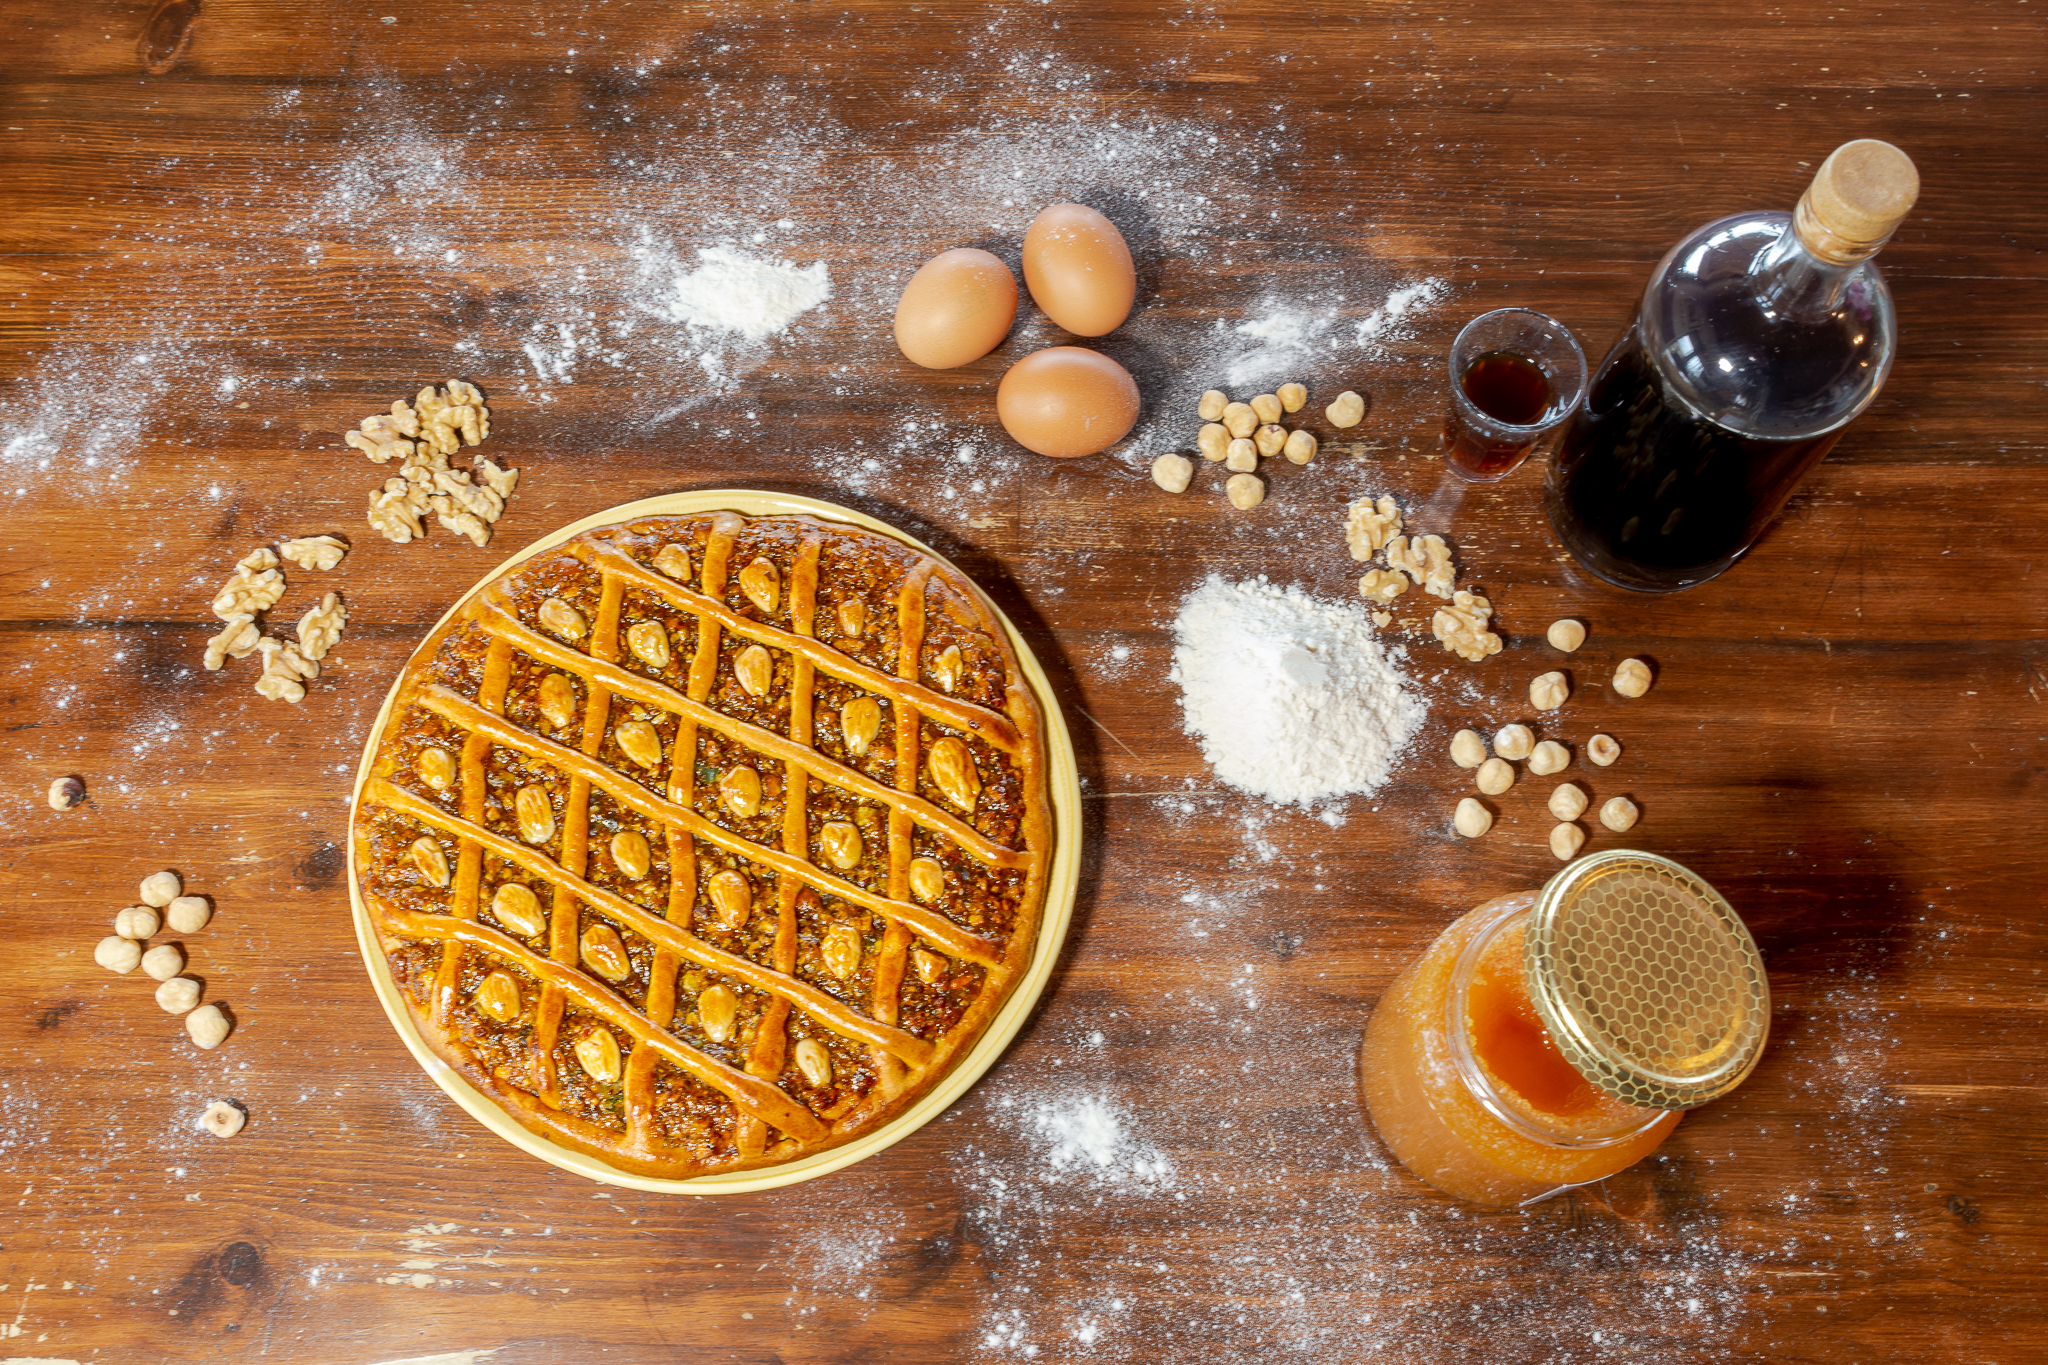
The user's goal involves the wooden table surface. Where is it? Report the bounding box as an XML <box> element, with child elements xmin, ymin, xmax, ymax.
<box><xmin>3</xmin><ymin>2</ymin><xmax>2043</xmax><ymax>1361</ymax></box>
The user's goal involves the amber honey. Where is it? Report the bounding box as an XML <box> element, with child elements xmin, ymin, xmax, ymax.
<box><xmin>1360</xmin><ymin>856</ymin><xmax>1769</xmax><ymax>1208</ymax></box>
<box><xmin>1358</xmin><ymin>893</ymin><xmax>1675</xmax><ymax>1206</ymax></box>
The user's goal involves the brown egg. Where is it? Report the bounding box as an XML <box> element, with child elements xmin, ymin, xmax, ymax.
<box><xmin>1021</xmin><ymin>203</ymin><xmax>1136</xmax><ymax>337</ymax></box>
<box><xmin>996</xmin><ymin>346</ymin><xmax>1140</xmax><ymax>458</ymax></box>
<box><xmin>892</xmin><ymin>248</ymin><xmax>1018</xmax><ymax>369</ymax></box>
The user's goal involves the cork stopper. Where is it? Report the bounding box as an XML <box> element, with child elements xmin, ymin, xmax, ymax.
<box><xmin>1794</xmin><ymin>139</ymin><xmax>1920</xmax><ymax>266</ymax></box>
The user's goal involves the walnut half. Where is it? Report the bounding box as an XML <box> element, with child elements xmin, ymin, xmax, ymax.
<box><xmin>254</xmin><ymin>636</ymin><xmax>318</xmax><ymax>702</ymax></box>
<box><xmin>368</xmin><ymin>482</ymin><xmax>427</xmax><ymax>543</ymax></box>
<box><xmin>279</xmin><ymin>535</ymin><xmax>348</xmax><ymax>571</ymax></box>
<box><xmin>210</xmin><ymin>564</ymin><xmax>285</xmax><ymax>621</ymax></box>
<box><xmin>1388</xmin><ymin>533</ymin><xmax>1456</xmax><ymax>599</ymax></box>
<box><xmin>204</xmin><ymin>614</ymin><xmax>260</xmax><ymax>671</ymax></box>
<box><xmin>1431</xmin><ymin>590</ymin><xmax>1503</xmax><ymax>663</ymax></box>
<box><xmin>1357</xmin><ymin>568</ymin><xmax>1410</xmax><ymax>605</ymax></box>
<box><xmin>1344</xmin><ymin>495</ymin><xmax>1403</xmax><ymax>561</ymax></box>
<box><xmin>296</xmin><ymin>592</ymin><xmax>348</xmax><ymax>662</ymax></box>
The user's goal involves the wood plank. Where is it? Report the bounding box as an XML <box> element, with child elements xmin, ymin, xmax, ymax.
<box><xmin>0</xmin><ymin>0</ymin><xmax>2043</xmax><ymax>1360</ymax></box>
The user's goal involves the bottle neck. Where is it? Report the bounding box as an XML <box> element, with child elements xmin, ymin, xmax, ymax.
<box><xmin>1754</xmin><ymin>219</ymin><xmax>1865</xmax><ymax>320</ymax></box>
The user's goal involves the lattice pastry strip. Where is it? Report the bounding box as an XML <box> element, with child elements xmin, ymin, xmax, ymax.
<box><xmin>354</xmin><ymin>512</ymin><xmax>1052</xmax><ymax>1179</ymax></box>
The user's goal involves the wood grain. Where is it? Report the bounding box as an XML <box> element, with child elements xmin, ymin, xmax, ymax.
<box><xmin>1</xmin><ymin>1</ymin><xmax>2043</xmax><ymax>1362</ymax></box>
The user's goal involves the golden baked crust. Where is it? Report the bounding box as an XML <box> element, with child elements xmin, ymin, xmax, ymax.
<box><xmin>351</xmin><ymin>511</ymin><xmax>1051</xmax><ymax>1178</ymax></box>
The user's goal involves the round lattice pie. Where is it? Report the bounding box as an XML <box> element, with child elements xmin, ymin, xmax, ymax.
<box><xmin>351</xmin><ymin>511</ymin><xmax>1052</xmax><ymax>1178</ymax></box>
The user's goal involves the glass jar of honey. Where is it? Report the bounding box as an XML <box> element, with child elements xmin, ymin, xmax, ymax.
<box><xmin>1358</xmin><ymin>851</ymin><xmax>1769</xmax><ymax>1207</ymax></box>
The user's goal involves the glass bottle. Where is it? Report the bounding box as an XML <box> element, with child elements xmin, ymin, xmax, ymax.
<box><xmin>1544</xmin><ymin>140</ymin><xmax>1919</xmax><ymax>592</ymax></box>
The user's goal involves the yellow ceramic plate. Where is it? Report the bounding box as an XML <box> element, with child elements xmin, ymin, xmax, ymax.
<box><xmin>347</xmin><ymin>490</ymin><xmax>1081</xmax><ymax>1193</ymax></box>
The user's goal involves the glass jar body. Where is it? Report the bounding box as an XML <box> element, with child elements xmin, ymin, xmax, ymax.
<box><xmin>1358</xmin><ymin>891</ymin><xmax>1680</xmax><ymax>1207</ymax></box>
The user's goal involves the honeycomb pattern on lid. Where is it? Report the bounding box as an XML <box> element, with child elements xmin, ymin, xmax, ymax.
<box><xmin>1525</xmin><ymin>850</ymin><xmax>1769</xmax><ymax>1111</ymax></box>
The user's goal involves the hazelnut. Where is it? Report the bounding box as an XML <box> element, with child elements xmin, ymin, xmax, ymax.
<box><xmin>185</xmin><ymin>1003</ymin><xmax>231</xmax><ymax>1050</ymax></box>
<box><xmin>156</xmin><ymin>977</ymin><xmax>201</xmax><ymax>1015</ymax></box>
<box><xmin>1599</xmin><ymin>796</ymin><xmax>1640</xmax><ymax>832</ymax></box>
<box><xmin>1152</xmin><ymin>453</ymin><xmax>1194</xmax><ymax>493</ymax></box>
<box><xmin>1547</xmin><ymin>783</ymin><xmax>1589</xmax><ymax>822</ymax></box>
<box><xmin>1529</xmin><ymin>671</ymin><xmax>1570</xmax><ymax>711</ymax></box>
<box><xmin>1546</xmin><ymin>619</ymin><xmax>1587</xmax><ymax>653</ymax></box>
<box><xmin>94</xmin><ymin>936</ymin><xmax>142</xmax><ymax>975</ymax></box>
<box><xmin>1453</xmin><ymin>798</ymin><xmax>1493</xmax><ymax>838</ymax></box>
<box><xmin>1492</xmin><ymin>724</ymin><xmax>1534</xmax><ymax>761</ymax></box>
<box><xmin>166</xmin><ymin>896</ymin><xmax>211</xmax><ymax>934</ymax></box>
<box><xmin>115</xmin><ymin>906</ymin><xmax>159</xmax><ymax>940</ymax></box>
<box><xmin>198</xmin><ymin>1101</ymin><xmax>246</xmax><ymax>1138</ymax></box>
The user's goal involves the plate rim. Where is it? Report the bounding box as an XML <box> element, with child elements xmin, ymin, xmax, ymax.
<box><xmin>345</xmin><ymin>489</ymin><xmax>1082</xmax><ymax>1194</ymax></box>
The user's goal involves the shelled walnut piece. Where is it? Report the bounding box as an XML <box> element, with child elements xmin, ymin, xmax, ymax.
<box><xmin>296</xmin><ymin>593</ymin><xmax>348</xmax><ymax>662</ymax></box>
<box><xmin>1432</xmin><ymin>591</ymin><xmax>1503</xmax><ymax>662</ymax></box>
<box><xmin>255</xmin><ymin>636</ymin><xmax>319</xmax><ymax>704</ymax></box>
<box><xmin>1388</xmin><ymin>534</ymin><xmax>1456</xmax><ymax>599</ymax></box>
<box><xmin>279</xmin><ymin>535</ymin><xmax>348</xmax><ymax>571</ymax></box>
<box><xmin>202</xmin><ymin>541</ymin><xmax>351</xmax><ymax>699</ymax></box>
<box><xmin>349</xmin><ymin>382</ymin><xmax>519</xmax><ymax>547</ymax></box>
<box><xmin>1343</xmin><ymin>493</ymin><xmax>1498</xmax><ymax>658</ymax></box>
<box><xmin>1358</xmin><ymin>569</ymin><xmax>1409</xmax><ymax>605</ymax></box>
<box><xmin>209</xmin><ymin>550</ymin><xmax>285</xmax><ymax>624</ymax></box>
<box><xmin>1345</xmin><ymin>496</ymin><xmax>1403</xmax><ymax>561</ymax></box>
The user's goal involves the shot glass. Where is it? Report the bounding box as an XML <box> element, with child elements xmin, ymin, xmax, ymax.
<box><xmin>1442</xmin><ymin>309</ymin><xmax>1588</xmax><ymax>482</ymax></box>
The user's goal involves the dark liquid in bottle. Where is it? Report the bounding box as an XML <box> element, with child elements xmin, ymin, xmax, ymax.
<box><xmin>1544</xmin><ymin>333</ymin><xmax>1839</xmax><ymax>592</ymax></box>
<box><xmin>1445</xmin><ymin>351</ymin><xmax>1554</xmax><ymax>478</ymax></box>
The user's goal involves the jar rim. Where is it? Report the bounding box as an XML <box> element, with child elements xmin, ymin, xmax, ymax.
<box><xmin>1442</xmin><ymin>894</ymin><xmax>1671</xmax><ymax>1151</ymax></box>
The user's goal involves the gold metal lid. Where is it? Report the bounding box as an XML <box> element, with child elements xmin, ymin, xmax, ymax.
<box><xmin>1524</xmin><ymin>850</ymin><xmax>1769</xmax><ymax>1111</ymax></box>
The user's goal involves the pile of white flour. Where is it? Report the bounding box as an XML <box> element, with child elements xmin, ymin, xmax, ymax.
<box><xmin>1170</xmin><ymin>575</ymin><xmax>1425</xmax><ymax>806</ymax></box>
<box><xmin>647</xmin><ymin>244</ymin><xmax>832</xmax><ymax>339</ymax></box>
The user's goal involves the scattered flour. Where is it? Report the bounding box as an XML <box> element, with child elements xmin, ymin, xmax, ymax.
<box><xmin>1016</xmin><ymin>1091</ymin><xmax>1176</xmax><ymax>1189</ymax></box>
<box><xmin>1356</xmin><ymin>278</ymin><xmax>1449</xmax><ymax>349</ymax></box>
<box><xmin>641</xmin><ymin>244</ymin><xmax>831</xmax><ymax>341</ymax></box>
<box><xmin>1218</xmin><ymin>277</ymin><xmax>1448</xmax><ymax>389</ymax></box>
<box><xmin>1170</xmin><ymin>575</ymin><xmax>1425</xmax><ymax>806</ymax></box>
